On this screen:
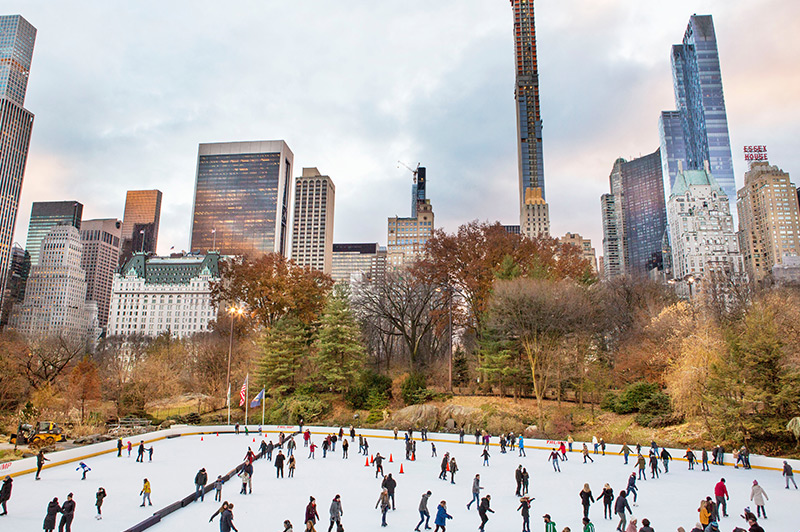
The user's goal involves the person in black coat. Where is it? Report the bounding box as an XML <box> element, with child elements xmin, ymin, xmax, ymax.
<box><xmin>43</xmin><ymin>497</ymin><xmax>61</xmax><ymax>532</ymax></box>
<box><xmin>477</xmin><ymin>494</ymin><xmax>494</xmax><ymax>531</ymax></box>
<box><xmin>0</xmin><ymin>475</ymin><xmax>11</xmax><ymax>515</ymax></box>
<box><xmin>195</xmin><ymin>468</ymin><xmax>208</xmax><ymax>502</ymax></box>
<box><xmin>598</xmin><ymin>483</ymin><xmax>614</xmax><ymax>519</ymax></box>
<box><xmin>579</xmin><ymin>484</ymin><xmax>595</xmax><ymax>519</ymax></box>
<box><xmin>274</xmin><ymin>450</ymin><xmax>286</xmax><ymax>478</ymax></box>
<box><xmin>59</xmin><ymin>493</ymin><xmax>75</xmax><ymax>532</ymax></box>
<box><xmin>36</xmin><ymin>450</ymin><xmax>49</xmax><ymax>480</ymax></box>
<box><xmin>381</xmin><ymin>474</ymin><xmax>397</xmax><ymax>510</ymax></box>
<box><xmin>614</xmin><ymin>490</ymin><xmax>631</xmax><ymax>531</ymax></box>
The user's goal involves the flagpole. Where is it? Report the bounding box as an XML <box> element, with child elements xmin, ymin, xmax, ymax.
<box><xmin>245</xmin><ymin>374</ymin><xmax>249</xmax><ymax>426</ymax></box>
<box><xmin>261</xmin><ymin>389</ymin><xmax>265</xmax><ymax>426</ymax></box>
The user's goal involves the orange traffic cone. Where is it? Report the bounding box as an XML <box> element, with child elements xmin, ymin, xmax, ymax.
<box><xmin>412</xmin><ymin>452</ymin><xmax>416</xmax><ymax>461</ymax></box>
<box><xmin>389</xmin><ymin>454</ymin><xmax>393</xmax><ymax>463</ymax></box>
<box><xmin>446</xmin><ymin>461</ymin><xmax>450</xmax><ymax>471</ymax></box>
<box><xmin>216</xmin><ymin>433</ymin><xmax>219</xmax><ymax>437</ymax></box>
<box><xmin>365</xmin><ymin>457</ymin><xmax>370</xmax><ymax>467</ymax></box>
<box><xmin>399</xmin><ymin>463</ymin><xmax>404</xmax><ymax>474</ymax></box>
<box><xmin>370</xmin><ymin>454</ymin><xmax>374</xmax><ymax>464</ymax></box>
<box><xmin>253</xmin><ymin>438</ymin><xmax>256</xmax><ymax>442</ymax></box>
<box><xmin>201</xmin><ymin>436</ymin><xmax>204</xmax><ymax>441</ymax></box>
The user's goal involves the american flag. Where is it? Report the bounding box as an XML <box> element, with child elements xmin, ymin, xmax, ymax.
<box><xmin>238</xmin><ymin>374</ymin><xmax>249</xmax><ymax>407</ymax></box>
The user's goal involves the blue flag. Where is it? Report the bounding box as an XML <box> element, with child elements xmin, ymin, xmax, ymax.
<box><xmin>250</xmin><ymin>388</ymin><xmax>265</xmax><ymax>408</ymax></box>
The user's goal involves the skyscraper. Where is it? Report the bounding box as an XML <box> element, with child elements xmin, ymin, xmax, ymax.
<box><xmin>190</xmin><ymin>140</ymin><xmax>294</xmax><ymax>257</ymax></box>
<box><xmin>661</xmin><ymin>15</ymin><xmax>735</xmax><ymax>205</ymax></box>
<box><xmin>25</xmin><ymin>201</ymin><xmax>83</xmax><ymax>267</ymax></box>
<box><xmin>331</xmin><ymin>243</ymin><xmax>387</xmax><ymax>284</ymax></box>
<box><xmin>0</xmin><ymin>243</ymin><xmax>29</xmax><ymax>326</ymax></box>
<box><xmin>119</xmin><ymin>189</ymin><xmax>162</xmax><ymax>264</ymax></box>
<box><xmin>411</xmin><ymin>166</ymin><xmax>426</xmax><ymax>218</ymax></box>
<box><xmin>600</xmin><ymin>150</ymin><xmax>667</xmax><ymax>278</ymax></box>
<box><xmin>510</xmin><ymin>0</ymin><xmax>548</xmax><ymax>233</ymax></box>
<box><xmin>80</xmin><ymin>218</ymin><xmax>122</xmax><ymax>333</ymax></box>
<box><xmin>290</xmin><ymin>168</ymin><xmax>335</xmax><ymax>274</ymax></box>
<box><xmin>0</xmin><ymin>15</ymin><xmax>36</xmax><ymax>310</ymax></box>
<box><xmin>737</xmin><ymin>162</ymin><xmax>800</xmax><ymax>283</ymax></box>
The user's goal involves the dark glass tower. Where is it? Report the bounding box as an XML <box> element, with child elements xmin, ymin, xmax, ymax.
<box><xmin>190</xmin><ymin>141</ymin><xmax>294</xmax><ymax>257</ymax></box>
<box><xmin>25</xmin><ymin>201</ymin><xmax>83</xmax><ymax>266</ymax></box>
<box><xmin>119</xmin><ymin>189</ymin><xmax>162</xmax><ymax>264</ymax></box>
<box><xmin>663</xmin><ymin>15</ymin><xmax>735</xmax><ymax>203</ymax></box>
<box><xmin>510</xmin><ymin>0</ymin><xmax>545</xmax><ymax>208</ymax></box>
<box><xmin>411</xmin><ymin>166</ymin><xmax>426</xmax><ymax>218</ymax></box>
<box><xmin>0</xmin><ymin>15</ymin><xmax>36</xmax><ymax>311</ymax></box>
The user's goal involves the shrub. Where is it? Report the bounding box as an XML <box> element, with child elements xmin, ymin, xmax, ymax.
<box><xmin>600</xmin><ymin>392</ymin><xmax>618</xmax><ymax>412</ymax></box>
<box><xmin>365</xmin><ymin>410</ymin><xmax>383</xmax><ymax>424</ymax></box>
<box><xmin>401</xmin><ymin>373</ymin><xmax>431</xmax><ymax>405</ymax></box>
<box><xmin>284</xmin><ymin>395</ymin><xmax>329</xmax><ymax>423</ymax></box>
<box><xmin>614</xmin><ymin>381</ymin><xmax>660</xmax><ymax>414</ymax></box>
<box><xmin>634</xmin><ymin>392</ymin><xmax>673</xmax><ymax>426</ymax></box>
<box><xmin>345</xmin><ymin>371</ymin><xmax>393</xmax><ymax>409</ymax></box>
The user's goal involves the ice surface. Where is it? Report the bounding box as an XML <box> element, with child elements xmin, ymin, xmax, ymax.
<box><xmin>2</xmin><ymin>427</ymin><xmax>795</xmax><ymax>531</ymax></box>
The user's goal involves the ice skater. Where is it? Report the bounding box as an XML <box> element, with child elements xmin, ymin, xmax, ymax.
<box><xmin>582</xmin><ymin>516</ymin><xmax>595</xmax><ymax>532</ymax></box>
<box><xmin>238</xmin><ymin>469</ymin><xmax>249</xmax><ymax>495</ymax></box>
<box><xmin>288</xmin><ymin>454</ymin><xmax>296</xmax><ymax>477</ymax></box>
<box><xmin>127</xmin><ymin>440</ymin><xmax>132</xmax><ymax>457</ymax></box>
<box><xmin>614</xmin><ymin>490</ymin><xmax>631</xmax><ymax>531</ymax></box>
<box><xmin>543</xmin><ymin>514</ymin><xmax>557</xmax><ymax>532</ymax></box>
<box><xmin>275</xmin><ymin>450</ymin><xmax>286</xmax><ymax>478</ymax></box>
<box><xmin>431</xmin><ymin>442</ymin><xmax>437</xmax><ymax>457</ymax></box>
<box><xmin>579</xmin><ymin>484</ymin><xmax>595</xmax><ymax>518</ymax></box>
<box><xmin>517</xmin><ymin>496</ymin><xmax>531</xmax><ymax>532</ymax></box>
<box><xmin>467</xmin><ymin>474</ymin><xmax>482</xmax><ymax>509</ymax></box>
<box><xmin>374</xmin><ymin>453</ymin><xmax>385</xmax><ymax>478</ymax></box>
<box><xmin>481</xmin><ymin>448</ymin><xmax>490</xmax><ymax>466</ymax></box>
<box><xmin>636</xmin><ymin>454</ymin><xmax>646</xmax><ymax>479</ymax></box>
<box><xmin>36</xmin><ymin>449</ymin><xmax>49</xmax><ymax>480</ymax></box>
<box><xmin>701</xmin><ymin>448</ymin><xmax>710</xmax><ymax>471</ymax></box>
<box><xmin>620</xmin><ymin>443</ymin><xmax>631</xmax><ymax>465</ymax></box>
<box><xmin>376</xmin><ymin>488</ymin><xmax>390</xmax><ymax>527</ymax></box>
<box><xmin>195</xmin><ymin>468</ymin><xmax>208</xmax><ymax>501</ymax></box>
<box><xmin>521</xmin><ymin>468</ymin><xmax>529</xmax><ymax>495</ymax></box>
<box><xmin>583</xmin><ymin>444</ymin><xmax>594</xmax><ymax>464</ymax></box>
<box><xmin>136</xmin><ymin>441</ymin><xmax>145</xmax><ymax>462</ymax></box>
<box><xmin>342</xmin><ymin>438</ymin><xmax>349</xmax><ymax>459</ymax></box>
<box><xmin>60</xmin><ymin>492</ymin><xmax>75</xmax><ymax>532</ymax></box>
<box><xmin>94</xmin><ymin>487</ymin><xmax>106</xmax><ymax>520</ymax></box>
<box><xmin>140</xmin><ymin>478</ymin><xmax>152</xmax><ymax>506</ymax></box>
<box><xmin>548</xmin><ymin>449</ymin><xmax>561</xmax><ymax>472</ymax></box>
<box><xmin>750</xmin><ymin>480</ymin><xmax>768</xmax><ymax>518</ymax></box>
<box><xmin>660</xmin><ymin>447</ymin><xmax>671</xmax><ymax>473</ymax></box>
<box><xmin>598</xmin><ymin>483</ymin><xmax>614</xmax><ymax>519</ymax></box>
<box><xmin>43</xmin><ymin>497</ymin><xmax>60</xmax><ymax>532</ymax></box>
<box><xmin>518</xmin><ymin>434</ymin><xmax>526</xmax><ymax>457</ymax></box>
<box><xmin>0</xmin><ymin>475</ymin><xmax>11</xmax><ymax>516</ymax></box>
<box><xmin>117</xmin><ymin>438</ymin><xmax>123</xmax><ymax>457</ymax></box>
<box><xmin>220</xmin><ymin>502</ymin><xmax>237</xmax><ymax>532</ymax></box>
<box><xmin>648</xmin><ymin>452</ymin><xmax>660</xmax><ymax>479</ymax></box>
<box><xmin>626</xmin><ymin>473</ymin><xmax>638</xmax><ymax>505</ymax></box>
<box><xmin>449</xmin><ymin>457</ymin><xmax>458</xmax><ymax>484</ymax></box>
<box><xmin>327</xmin><ymin>494</ymin><xmax>343</xmax><ymax>532</ymax></box>
<box><xmin>477</xmin><ymin>494</ymin><xmax>494</xmax><ymax>531</ymax></box>
<box><xmin>784</xmin><ymin>460</ymin><xmax>798</xmax><ymax>489</ymax></box>
<box><xmin>214</xmin><ymin>476</ymin><xmax>223</xmax><ymax>502</ymax></box>
<box><xmin>305</xmin><ymin>496</ymin><xmax>319</xmax><ymax>528</ymax></box>
<box><xmin>434</xmin><ymin>500</ymin><xmax>452</xmax><ymax>532</ymax></box>
<box><xmin>415</xmin><ymin>491</ymin><xmax>432</xmax><ymax>531</ymax></box>
<box><xmin>714</xmin><ymin>478</ymin><xmax>728</xmax><ymax>518</ymax></box>
<box><xmin>684</xmin><ymin>448</ymin><xmax>697</xmax><ymax>470</ymax></box>
<box><xmin>515</xmin><ymin>465</ymin><xmax>523</xmax><ymax>496</ymax></box>
<box><xmin>382</xmin><ymin>473</ymin><xmax>397</xmax><ymax>510</ymax></box>
<box><xmin>439</xmin><ymin>453</ymin><xmax>450</xmax><ymax>480</ymax></box>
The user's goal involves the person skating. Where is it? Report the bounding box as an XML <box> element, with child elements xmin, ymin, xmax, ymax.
<box><xmin>440</xmin><ymin>453</ymin><xmax>450</xmax><ymax>480</ymax></box>
<box><xmin>140</xmin><ymin>478</ymin><xmax>152</xmax><ymax>506</ymax></box>
<box><xmin>210</xmin><ymin>501</ymin><xmax>228</xmax><ymax>523</ymax></box>
<box><xmin>598</xmin><ymin>483</ymin><xmax>614</xmax><ymax>519</ymax></box>
<box><xmin>349</xmin><ymin>426</ymin><xmax>355</xmax><ymax>442</ymax></box>
<box><xmin>195</xmin><ymin>468</ymin><xmax>208</xmax><ymax>502</ymax></box>
<box><xmin>449</xmin><ymin>457</ymin><xmax>458</xmax><ymax>484</ymax></box>
<box><xmin>288</xmin><ymin>454</ymin><xmax>297</xmax><ymax>477</ymax></box>
<box><xmin>600</xmin><ymin>438</ymin><xmax>606</xmax><ymax>456</ymax></box>
<box><xmin>0</xmin><ymin>476</ymin><xmax>11</xmax><ymax>516</ymax></box>
<box><xmin>660</xmin><ymin>447</ymin><xmax>671</xmax><ymax>473</ymax></box>
<box><xmin>559</xmin><ymin>441</ymin><xmax>568</xmax><ymax>461</ymax></box>
<box><xmin>517</xmin><ymin>496</ymin><xmax>531</xmax><ymax>532</ymax></box>
<box><xmin>238</xmin><ymin>469</ymin><xmax>250</xmax><ymax>495</ymax></box>
<box><xmin>475</xmin><ymin>429</ymin><xmax>481</xmax><ymax>444</ymax></box>
<box><xmin>431</xmin><ymin>442</ymin><xmax>437</xmax><ymax>457</ymax></box>
<box><xmin>746</xmin><ymin>516</ymin><xmax>764</xmax><ymax>532</ymax></box>
<box><xmin>376</xmin><ymin>488</ymin><xmax>390</xmax><ymax>527</ymax></box>
<box><xmin>127</xmin><ymin>440</ymin><xmax>132</xmax><ymax>457</ymax></box>
<box><xmin>521</xmin><ymin>467</ymin><xmax>530</xmax><ymax>496</ymax></box>
<box><xmin>783</xmin><ymin>460</ymin><xmax>797</xmax><ymax>489</ymax></box>
<box><xmin>583</xmin><ymin>443</ymin><xmax>593</xmax><ymax>463</ymax></box>
<box><xmin>481</xmin><ymin>448</ymin><xmax>490</xmax><ymax>466</ymax></box>
<box><xmin>477</xmin><ymin>494</ymin><xmax>494</xmax><ymax>531</ymax></box>
<box><xmin>750</xmin><ymin>480</ymin><xmax>768</xmax><ymax>519</ymax></box>
<box><xmin>43</xmin><ymin>497</ymin><xmax>61</xmax><ymax>532</ymax></box>
<box><xmin>416</xmin><ymin>490</ymin><xmax>432</xmax><ymax>531</ymax></box>
<box><xmin>459</xmin><ymin>428</ymin><xmax>465</xmax><ymax>443</ymax></box>
<box><xmin>638</xmin><ymin>517</ymin><xmax>654</xmax><ymax>532</ymax></box>
<box><xmin>579</xmin><ymin>484</ymin><xmax>595</xmax><ymax>519</ymax></box>
<box><xmin>582</xmin><ymin>516</ymin><xmax>595</xmax><ymax>532</ymax></box>
<box><xmin>714</xmin><ymin>478</ymin><xmax>729</xmax><ymax>518</ymax></box>
<box><xmin>515</xmin><ymin>465</ymin><xmax>523</xmax><ymax>496</ymax></box>
<box><xmin>701</xmin><ymin>448</ymin><xmax>710</xmax><ymax>471</ymax></box>
<box><xmin>374</xmin><ymin>452</ymin><xmax>385</xmax><ymax>478</ymax></box>
<box><xmin>36</xmin><ymin>449</ymin><xmax>49</xmax><ymax>480</ymax></box>
<box><xmin>275</xmin><ymin>450</ymin><xmax>286</xmax><ymax>478</ymax></box>
<box><xmin>648</xmin><ymin>452</ymin><xmax>660</xmax><ymax>479</ymax></box>
<box><xmin>137</xmin><ymin>440</ymin><xmax>145</xmax><ymax>462</ymax></box>
<box><xmin>327</xmin><ymin>494</ymin><xmax>343</xmax><ymax>532</ymax></box>
<box><xmin>59</xmin><ymin>492</ymin><xmax>75</xmax><ymax>532</ymax></box>
<box><xmin>267</xmin><ymin>440</ymin><xmax>275</xmax><ymax>460</ymax></box>
<box><xmin>698</xmin><ymin>500</ymin><xmax>711</xmax><ymax>528</ymax></box>
<box><xmin>283</xmin><ymin>519</ymin><xmax>294</xmax><ymax>532</ymax></box>
<box><xmin>94</xmin><ymin>487</ymin><xmax>106</xmax><ymax>520</ymax></box>
<box><xmin>519</xmin><ymin>434</ymin><xmax>526</xmax><ymax>457</ymax></box>
<box><xmin>614</xmin><ymin>490</ymin><xmax>631</xmax><ymax>531</ymax></box>
<box><xmin>382</xmin><ymin>473</ymin><xmax>397</xmax><ymax>510</ymax></box>
<box><xmin>306</xmin><ymin>496</ymin><xmax>319</xmax><ymax>528</ymax></box>
<box><xmin>548</xmin><ymin>449</ymin><xmax>561</xmax><ymax>472</ymax></box>
<box><xmin>288</xmin><ymin>437</ymin><xmax>296</xmax><ymax>457</ymax></box>
<box><xmin>543</xmin><ymin>513</ymin><xmax>557</xmax><ymax>532</ymax></box>
<box><xmin>620</xmin><ymin>444</ymin><xmax>631</xmax><ymax>465</ymax></box>
<box><xmin>624</xmin><ymin>517</ymin><xmax>637</xmax><ymax>532</ymax></box>
<box><xmin>636</xmin><ymin>453</ymin><xmax>646</xmax><ymax>480</ymax></box>
<box><xmin>147</xmin><ymin>446</ymin><xmax>153</xmax><ymax>461</ymax></box>
<box><xmin>685</xmin><ymin>449</ymin><xmax>696</xmax><ymax>470</ymax></box>
<box><xmin>117</xmin><ymin>437</ymin><xmax>123</xmax><ymax>457</ymax></box>
<box><xmin>592</xmin><ymin>435</ymin><xmax>599</xmax><ymax>454</ymax></box>
<box><xmin>626</xmin><ymin>472</ymin><xmax>638</xmax><ymax>505</ymax></box>
<box><xmin>214</xmin><ymin>476</ymin><xmax>223</xmax><ymax>501</ymax></box>
<box><xmin>220</xmin><ymin>503</ymin><xmax>238</xmax><ymax>532</ymax></box>
<box><xmin>260</xmin><ymin>439</ymin><xmax>268</xmax><ymax>459</ymax></box>
<box><xmin>309</xmin><ymin>442</ymin><xmax>317</xmax><ymax>459</ymax></box>
<box><xmin>467</xmin><ymin>474</ymin><xmax>483</xmax><ymax>510</ymax></box>
<box><xmin>342</xmin><ymin>438</ymin><xmax>349</xmax><ymax>459</ymax></box>
<box><xmin>433</xmin><ymin>500</ymin><xmax>452</xmax><ymax>532</ymax></box>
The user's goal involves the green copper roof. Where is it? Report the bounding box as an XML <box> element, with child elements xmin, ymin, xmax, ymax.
<box><xmin>120</xmin><ymin>253</ymin><xmax>220</xmax><ymax>284</ymax></box>
<box><xmin>669</xmin><ymin>169</ymin><xmax>725</xmax><ymax>198</ymax></box>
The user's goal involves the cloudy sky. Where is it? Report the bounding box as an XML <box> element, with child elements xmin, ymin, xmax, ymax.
<box><xmin>7</xmin><ymin>0</ymin><xmax>800</xmax><ymax>256</ymax></box>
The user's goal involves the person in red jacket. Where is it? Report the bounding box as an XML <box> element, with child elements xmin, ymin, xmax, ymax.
<box><xmin>714</xmin><ymin>478</ymin><xmax>729</xmax><ymax>518</ymax></box>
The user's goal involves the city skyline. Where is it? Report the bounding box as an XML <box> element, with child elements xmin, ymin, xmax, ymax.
<box><xmin>5</xmin><ymin>1</ymin><xmax>799</xmax><ymax>256</ymax></box>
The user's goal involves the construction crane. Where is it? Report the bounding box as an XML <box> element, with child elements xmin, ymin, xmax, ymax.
<box><xmin>397</xmin><ymin>161</ymin><xmax>420</xmax><ymax>183</ymax></box>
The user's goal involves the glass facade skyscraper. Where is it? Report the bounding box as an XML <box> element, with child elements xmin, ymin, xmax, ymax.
<box><xmin>663</xmin><ymin>15</ymin><xmax>735</xmax><ymax>204</ymax></box>
<box><xmin>510</xmin><ymin>0</ymin><xmax>547</xmax><ymax>229</ymax></box>
<box><xmin>190</xmin><ymin>141</ymin><xmax>294</xmax><ymax>257</ymax></box>
<box><xmin>0</xmin><ymin>15</ymin><xmax>36</xmax><ymax>312</ymax></box>
<box><xmin>411</xmin><ymin>166</ymin><xmax>426</xmax><ymax>218</ymax></box>
<box><xmin>601</xmin><ymin>150</ymin><xmax>667</xmax><ymax>278</ymax></box>
<box><xmin>25</xmin><ymin>200</ymin><xmax>83</xmax><ymax>267</ymax></box>
<box><xmin>120</xmin><ymin>189</ymin><xmax>162</xmax><ymax>264</ymax></box>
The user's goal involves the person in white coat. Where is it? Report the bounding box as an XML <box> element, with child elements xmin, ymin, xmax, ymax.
<box><xmin>750</xmin><ymin>480</ymin><xmax>769</xmax><ymax>519</ymax></box>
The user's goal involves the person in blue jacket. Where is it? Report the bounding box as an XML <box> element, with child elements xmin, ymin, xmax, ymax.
<box><xmin>518</xmin><ymin>435</ymin><xmax>526</xmax><ymax>457</ymax></box>
<box><xmin>434</xmin><ymin>500</ymin><xmax>452</xmax><ymax>532</ymax></box>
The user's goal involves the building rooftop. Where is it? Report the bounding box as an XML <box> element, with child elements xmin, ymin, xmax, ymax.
<box><xmin>119</xmin><ymin>252</ymin><xmax>220</xmax><ymax>284</ymax></box>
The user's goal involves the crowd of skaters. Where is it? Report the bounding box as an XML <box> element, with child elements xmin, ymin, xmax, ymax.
<box><xmin>0</xmin><ymin>424</ymin><xmax>796</xmax><ymax>532</ymax></box>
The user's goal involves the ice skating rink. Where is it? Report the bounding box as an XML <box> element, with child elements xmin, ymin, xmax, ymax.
<box><xmin>2</xmin><ymin>426</ymin><xmax>796</xmax><ymax>531</ymax></box>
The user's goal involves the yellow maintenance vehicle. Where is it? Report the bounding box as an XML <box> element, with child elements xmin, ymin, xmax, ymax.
<box><xmin>10</xmin><ymin>421</ymin><xmax>67</xmax><ymax>447</ymax></box>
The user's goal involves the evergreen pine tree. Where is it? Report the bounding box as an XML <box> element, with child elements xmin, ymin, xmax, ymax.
<box><xmin>313</xmin><ymin>291</ymin><xmax>366</xmax><ymax>392</ymax></box>
<box><xmin>257</xmin><ymin>317</ymin><xmax>309</xmax><ymax>396</ymax></box>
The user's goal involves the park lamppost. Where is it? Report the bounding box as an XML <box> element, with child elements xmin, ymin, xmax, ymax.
<box><xmin>226</xmin><ymin>304</ymin><xmax>245</xmax><ymax>425</ymax></box>
<box><xmin>686</xmin><ymin>275</ymin><xmax>695</xmax><ymax>300</ymax></box>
